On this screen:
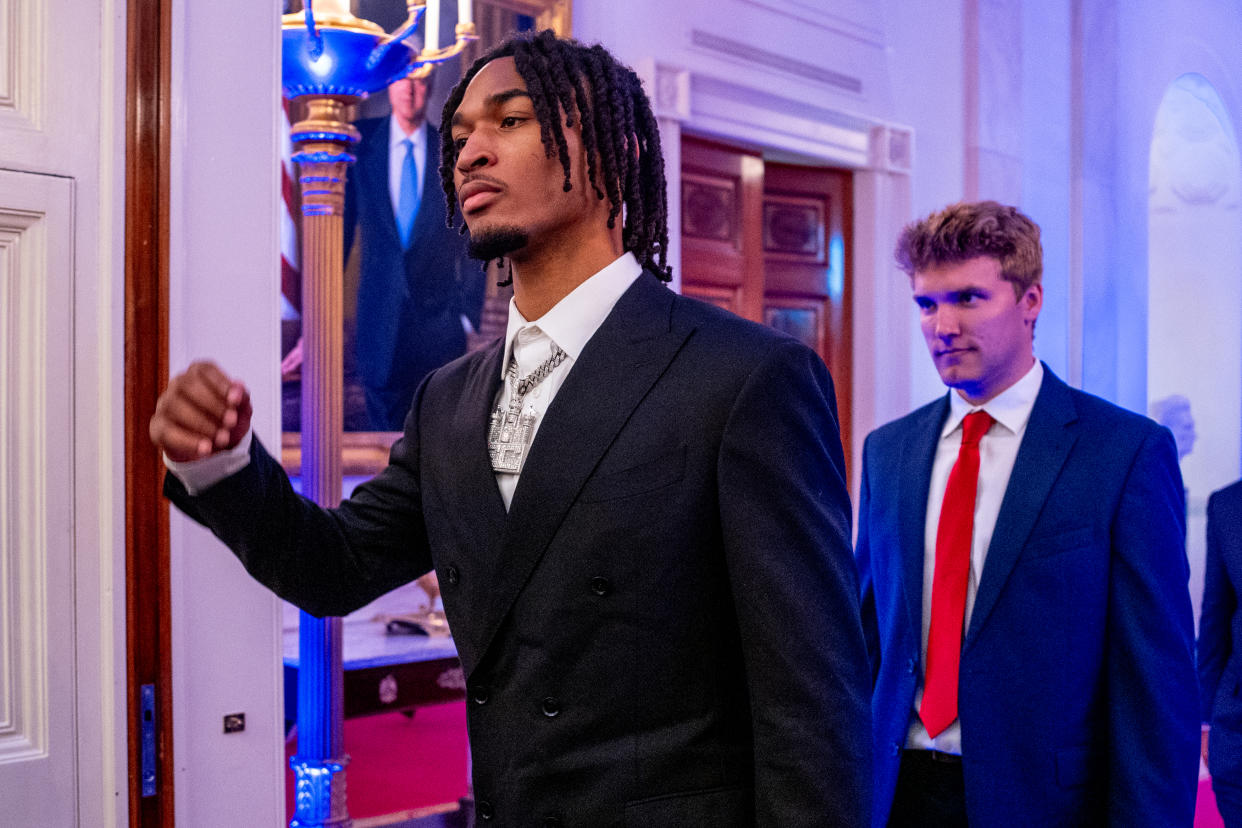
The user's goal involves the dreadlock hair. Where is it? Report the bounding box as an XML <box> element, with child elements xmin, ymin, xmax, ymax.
<box><xmin>438</xmin><ymin>29</ymin><xmax>672</xmax><ymax>282</ymax></box>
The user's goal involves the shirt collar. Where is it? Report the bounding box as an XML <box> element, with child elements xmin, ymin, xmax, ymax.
<box><xmin>389</xmin><ymin>117</ymin><xmax>426</xmax><ymax>153</ymax></box>
<box><xmin>942</xmin><ymin>359</ymin><xmax>1044</xmax><ymax>438</ymax></box>
<box><xmin>501</xmin><ymin>252</ymin><xmax>643</xmax><ymax>372</ymax></box>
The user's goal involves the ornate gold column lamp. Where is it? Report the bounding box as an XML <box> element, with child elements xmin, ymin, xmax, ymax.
<box><xmin>280</xmin><ymin>2</ymin><xmax>474</xmax><ymax>825</ymax></box>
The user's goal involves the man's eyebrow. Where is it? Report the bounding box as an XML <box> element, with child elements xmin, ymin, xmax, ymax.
<box><xmin>450</xmin><ymin>88</ymin><xmax>532</xmax><ymax>127</ymax></box>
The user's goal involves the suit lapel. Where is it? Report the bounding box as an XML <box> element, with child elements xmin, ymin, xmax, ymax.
<box><xmin>441</xmin><ymin>340</ymin><xmax>508</xmax><ymax>668</ymax></box>
<box><xmin>473</xmin><ymin>273</ymin><xmax>690</xmax><ymax>661</ymax></box>
<box><xmin>900</xmin><ymin>398</ymin><xmax>948</xmax><ymax>641</ymax></box>
<box><xmin>451</xmin><ymin>338</ymin><xmax>508</xmax><ymax>531</ymax></box>
<box><xmin>965</xmin><ymin>367</ymin><xmax>1079</xmax><ymax>646</ymax></box>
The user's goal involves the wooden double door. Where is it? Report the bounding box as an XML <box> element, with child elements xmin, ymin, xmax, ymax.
<box><xmin>680</xmin><ymin>136</ymin><xmax>853</xmax><ymax>471</ymax></box>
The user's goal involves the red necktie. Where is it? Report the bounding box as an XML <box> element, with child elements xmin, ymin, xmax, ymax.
<box><xmin>920</xmin><ymin>410</ymin><xmax>994</xmax><ymax>738</ymax></box>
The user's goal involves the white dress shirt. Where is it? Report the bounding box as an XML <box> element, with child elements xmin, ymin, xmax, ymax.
<box><xmin>492</xmin><ymin>252</ymin><xmax>643</xmax><ymax>509</ymax></box>
<box><xmin>907</xmin><ymin>358</ymin><xmax>1044</xmax><ymax>753</ymax></box>
<box><xmin>165</xmin><ymin>253</ymin><xmax>644</xmax><ymax>502</ymax></box>
<box><xmin>388</xmin><ymin>117</ymin><xmax>426</xmax><ymax>216</ymax></box>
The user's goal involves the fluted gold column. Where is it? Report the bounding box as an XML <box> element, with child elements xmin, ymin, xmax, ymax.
<box><xmin>289</xmin><ymin>95</ymin><xmax>360</xmax><ymax>828</ymax></box>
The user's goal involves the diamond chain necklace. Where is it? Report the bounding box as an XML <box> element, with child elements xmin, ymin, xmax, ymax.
<box><xmin>487</xmin><ymin>344</ymin><xmax>568</xmax><ymax>474</ymax></box>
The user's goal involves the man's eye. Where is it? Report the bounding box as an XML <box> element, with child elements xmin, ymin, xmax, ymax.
<box><xmin>500</xmin><ymin>116</ymin><xmax>524</xmax><ymax>128</ymax></box>
<box><xmin>915</xmin><ymin>299</ymin><xmax>934</xmax><ymax>312</ymax></box>
<box><xmin>452</xmin><ymin>136</ymin><xmax>468</xmax><ymax>153</ymax></box>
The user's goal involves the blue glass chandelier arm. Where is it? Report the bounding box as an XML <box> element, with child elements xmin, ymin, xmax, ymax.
<box><xmin>365</xmin><ymin>5</ymin><xmax>426</xmax><ymax>72</ymax></box>
<box><xmin>303</xmin><ymin>3</ymin><xmax>325</xmax><ymax>61</ymax></box>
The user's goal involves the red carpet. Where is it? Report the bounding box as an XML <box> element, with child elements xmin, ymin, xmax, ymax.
<box><xmin>1199</xmin><ymin>776</ymin><xmax>1225</xmax><ymax>828</ymax></box>
<box><xmin>285</xmin><ymin>702</ymin><xmax>470</xmax><ymax>820</ymax></box>
<box><xmin>285</xmin><ymin>713</ymin><xmax>1228</xmax><ymax>825</ymax></box>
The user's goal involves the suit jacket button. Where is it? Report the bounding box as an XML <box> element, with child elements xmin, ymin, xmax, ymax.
<box><xmin>445</xmin><ymin>566</ymin><xmax>460</xmax><ymax>586</ymax></box>
<box><xmin>891</xmin><ymin>742</ymin><xmax>901</xmax><ymax>757</ymax></box>
<box><xmin>541</xmin><ymin>696</ymin><xmax>561</xmax><ymax>717</ymax></box>
<box><xmin>472</xmin><ymin>684</ymin><xmax>490</xmax><ymax>705</ymax></box>
<box><xmin>589</xmin><ymin>576</ymin><xmax>613</xmax><ymax>596</ymax></box>
<box><xmin>907</xmin><ymin>657</ymin><xmax>917</xmax><ymax>674</ymax></box>
<box><xmin>476</xmin><ymin>799</ymin><xmax>494</xmax><ymax>820</ymax></box>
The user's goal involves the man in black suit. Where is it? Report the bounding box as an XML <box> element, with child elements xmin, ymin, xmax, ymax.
<box><xmin>1200</xmin><ymin>478</ymin><xmax>1242</xmax><ymax>825</ymax></box>
<box><xmin>149</xmin><ymin>31</ymin><xmax>870</xmax><ymax>825</ymax></box>
<box><xmin>345</xmin><ymin>73</ymin><xmax>485</xmax><ymax>430</ymax></box>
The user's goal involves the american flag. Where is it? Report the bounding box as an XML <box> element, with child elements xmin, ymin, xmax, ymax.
<box><xmin>280</xmin><ymin>98</ymin><xmax>301</xmax><ymax>320</ymax></box>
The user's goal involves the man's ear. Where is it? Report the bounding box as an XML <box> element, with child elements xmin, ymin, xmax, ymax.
<box><xmin>1022</xmin><ymin>282</ymin><xmax>1043</xmax><ymax>326</ymax></box>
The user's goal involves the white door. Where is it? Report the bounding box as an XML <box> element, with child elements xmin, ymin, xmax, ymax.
<box><xmin>0</xmin><ymin>168</ymin><xmax>77</xmax><ymax>825</ymax></box>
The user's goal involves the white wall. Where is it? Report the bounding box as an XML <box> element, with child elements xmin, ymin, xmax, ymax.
<box><xmin>1081</xmin><ymin>0</ymin><xmax>1242</xmax><ymax>411</ymax></box>
<box><xmin>167</xmin><ymin>0</ymin><xmax>286</xmax><ymax>824</ymax></box>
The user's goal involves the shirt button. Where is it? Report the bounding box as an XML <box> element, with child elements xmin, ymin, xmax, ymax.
<box><xmin>541</xmin><ymin>696</ymin><xmax>561</xmax><ymax>718</ymax></box>
<box><xmin>589</xmin><ymin>576</ymin><xmax>613</xmax><ymax>596</ymax></box>
<box><xmin>445</xmin><ymin>566</ymin><xmax>460</xmax><ymax>586</ymax></box>
<box><xmin>472</xmin><ymin>684</ymin><xmax>490</xmax><ymax>705</ymax></box>
<box><xmin>477</xmin><ymin>799</ymin><xmax>494</xmax><ymax>820</ymax></box>
<box><xmin>543</xmin><ymin>817</ymin><xmax>563</xmax><ymax>828</ymax></box>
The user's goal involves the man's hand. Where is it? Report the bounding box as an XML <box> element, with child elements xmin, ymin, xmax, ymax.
<box><xmin>149</xmin><ymin>361</ymin><xmax>252</xmax><ymax>463</ymax></box>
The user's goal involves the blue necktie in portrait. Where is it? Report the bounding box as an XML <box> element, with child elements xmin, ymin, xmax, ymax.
<box><xmin>397</xmin><ymin>137</ymin><xmax>419</xmax><ymax>248</ymax></box>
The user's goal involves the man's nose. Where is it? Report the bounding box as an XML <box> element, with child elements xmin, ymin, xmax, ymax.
<box><xmin>456</xmin><ymin>134</ymin><xmax>493</xmax><ymax>171</ymax></box>
<box><xmin>932</xmin><ymin>308</ymin><xmax>960</xmax><ymax>338</ymax></box>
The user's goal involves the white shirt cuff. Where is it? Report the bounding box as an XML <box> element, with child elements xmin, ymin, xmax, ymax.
<box><xmin>163</xmin><ymin>429</ymin><xmax>254</xmax><ymax>495</ymax></box>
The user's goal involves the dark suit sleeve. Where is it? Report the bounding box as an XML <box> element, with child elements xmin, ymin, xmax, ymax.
<box><xmin>717</xmin><ymin>338</ymin><xmax>871</xmax><ymax>827</ymax></box>
<box><xmin>163</xmin><ymin>384</ymin><xmax>434</xmax><ymax>618</ymax></box>
<box><xmin>1200</xmin><ymin>490</ymin><xmax>1236</xmax><ymax>722</ymax></box>
<box><xmin>1106</xmin><ymin>426</ymin><xmax>1199</xmax><ymax>825</ymax></box>
<box><xmin>855</xmin><ymin>434</ymin><xmax>881</xmax><ymax>685</ymax></box>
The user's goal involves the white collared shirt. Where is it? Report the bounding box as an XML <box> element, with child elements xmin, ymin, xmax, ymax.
<box><xmin>388</xmin><ymin>117</ymin><xmax>426</xmax><ymax>219</ymax></box>
<box><xmin>492</xmin><ymin>252</ymin><xmax>643</xmax><ymax>509</ymax></box>
<box><xmin>907</xmin><ymin>358</ymin><xmax>1044</xmax><ymax>753</ymax></box>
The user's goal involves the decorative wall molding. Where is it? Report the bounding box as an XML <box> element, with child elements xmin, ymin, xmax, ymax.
<box><xmin>689</xmin><ymin>29</ymin><xmax>863</xmax><ymax>95</ymax></box>
<box><xmin>0</xmin><ymin>204</ymin><xmax>50</xmax><ymax>766</ymax></box>
<box><xmin>0</xmin><ymin>0</ymin><xmax>43</xmax><ymax>131</ymax></box>
<box><xmin>735</xmin><ymin>0</ymin><xmax>884</xmax><ymax>46</ymax></box>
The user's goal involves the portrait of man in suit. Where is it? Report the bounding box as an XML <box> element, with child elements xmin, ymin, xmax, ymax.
<box><xmin>856</xmin><ymin>200</ymin><xmax>1199</xmax><ymax>826</ymax></box>
<box><xmin>150</xmin><ymin>30</ymin><xmax>871</xmax><ymax>826</ymax></box>
<box><xmin>1199</xmin><ymin>478</ymin><xmax>1242</xmax><ymax>825</ymax></box>
<box><xmin>344</xmin><ymin>72</ymin><xmax>486</xmax><ymax>431</ymax></box>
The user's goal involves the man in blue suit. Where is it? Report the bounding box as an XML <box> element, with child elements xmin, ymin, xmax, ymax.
<box><xmin>344</xmin><ymin>73</ymin><xmax>485</xmax><ymax>430</ymax></box>
<box><xmin>856</xmin><ymin>200</ymin><xmax>1198</xmax><ymax>826</ymax></box>
<box><xmin>1199</xmin><ymin>478</ymin><xmax>1242</xmax><ymax>825</ymax></box>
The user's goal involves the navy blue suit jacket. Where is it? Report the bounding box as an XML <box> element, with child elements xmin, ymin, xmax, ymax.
<box><xmin>1199</xmin><ymin>479</ymin><xmax>1242</xmax><ymax>786</ymax></box>
<box><xmin>344</xmin><ymin>118</ymin><xmax>484</xmax><ymax>430</ymax></box>
<box><xmin>857</xmin><ymin>365</ymin><xmax>1198</xmax><ymax>827</ymax></box>
<box><xmin>166</xmin><ymin>272</ymin><xmax>872</xmax><ymax>826</ymax></box>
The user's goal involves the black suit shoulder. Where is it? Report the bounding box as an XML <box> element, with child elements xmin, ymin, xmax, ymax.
<box><xmin>1210</xmin><ymin>478</ymin><xmax>1242</xmax><ymax>519</ymax></box>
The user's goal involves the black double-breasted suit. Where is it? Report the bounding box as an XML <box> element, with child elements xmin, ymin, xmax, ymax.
<box><xmin>166</xmin><ymin>271</ymin><xmax>871</xmax><ymax>825</ymax></box>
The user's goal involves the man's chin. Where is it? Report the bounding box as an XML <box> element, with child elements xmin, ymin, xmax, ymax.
<box><xmin>466</xmin><ymin>225</ymin><xmax>529</xmax><ymax>261</ymax></box>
